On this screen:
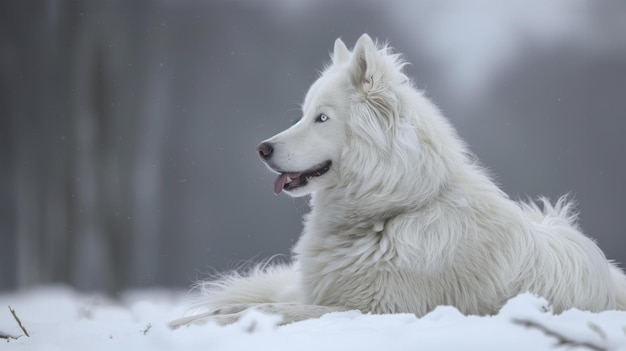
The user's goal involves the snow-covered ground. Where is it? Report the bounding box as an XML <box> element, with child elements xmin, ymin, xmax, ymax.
<box><xmin>1</xmin><ymin>286</ymin><xmax>625</xmax><ymax>351</ymax></box>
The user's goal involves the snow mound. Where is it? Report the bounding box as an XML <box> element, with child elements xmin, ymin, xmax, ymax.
<box><xmin>1</xmin><ymin>286</ymin><xmax>625</xmax><ymax>351</ymax></box>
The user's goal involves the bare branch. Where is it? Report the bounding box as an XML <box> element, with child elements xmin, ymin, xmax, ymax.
<box><xmin>512</xmin><ymin>318</ymin><xmax>606</xmax><ymax>351</ymax></box>
<box><xmin>0</xmin><ymin>330</ymin><xmax>20</xmax><ymax>340</ymax></box>
<box><xmin>140</xmin><ymin>323</ymin><xmax>152</xmax><ymax>335</ymax></box>
<box><xmin>8</xmin><ymin>306</ymin><xmax>30</xmax><ymax>337</ymax></box>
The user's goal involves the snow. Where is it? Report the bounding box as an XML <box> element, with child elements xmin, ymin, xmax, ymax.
<box><xmin>1</xmin><ymin>286</ymin><xmax>625</xmax><ymax>350</ymax></box>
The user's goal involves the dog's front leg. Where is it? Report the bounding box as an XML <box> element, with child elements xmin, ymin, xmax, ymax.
<box><xmin>169</xmin><ymin>303</ymin><xmax>349</xmax><ymax>328</ymax></box>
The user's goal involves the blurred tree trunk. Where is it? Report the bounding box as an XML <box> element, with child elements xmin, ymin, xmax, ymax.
<box><xmin>2</xmin><ymin>0</ymin><xmax>142</xmax><ymax>293</ymax></box>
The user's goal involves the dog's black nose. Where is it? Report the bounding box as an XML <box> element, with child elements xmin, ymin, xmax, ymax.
<box><xmin>257</xmin><ymin>142</ymin><xmax>273</xmax><ymax>160</ymax></box>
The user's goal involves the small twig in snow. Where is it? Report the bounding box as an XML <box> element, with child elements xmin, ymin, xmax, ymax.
<box><xmin>140</xmin><ymin>323</ymin><xmax>152</xmax><ymax>335</ymax></box>
<box><xmin>513</xmin><ymin>318</ymin><xmax>605</xmax><ymax>351</ymax></box>
<box><xmin>0</xmin><ymin>330</ymin><xmax>20</xmax><ymax>341</ymax></box>
<box><xmin>8</xmin><ymin>306</ymin><xmax>29</xmax><ymax>337</ymax></box>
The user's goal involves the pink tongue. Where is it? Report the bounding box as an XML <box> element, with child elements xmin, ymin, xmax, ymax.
<box><xmin>274</xmin><ymin>172</ymin><xmax>302</xmax><ymax>195</ymax></box>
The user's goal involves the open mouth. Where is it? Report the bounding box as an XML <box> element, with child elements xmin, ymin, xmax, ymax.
<box><xmin>273</xmin><ymin>160</ymin><xmax>332</xmax><ymax>195</ymax></box>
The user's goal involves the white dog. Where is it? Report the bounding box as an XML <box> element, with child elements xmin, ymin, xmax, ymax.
<box><xmin>171</xmin><ymin>34</ymin><xmax>626</xmax><ymax>327</ymax></box>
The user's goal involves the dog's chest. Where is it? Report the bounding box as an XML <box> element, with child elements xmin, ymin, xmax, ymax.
<box><xmin>294</xmin><ymin>219</ymin><xmax>417</xmax><ymax>313</ymax></box>
<box><xmin>293</xmin><ymin>212</ymin><xmax>502</xmax><ymax>315</ymax></box>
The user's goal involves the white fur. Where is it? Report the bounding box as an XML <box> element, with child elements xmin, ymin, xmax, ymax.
<box><xmin>170</xmin><ymin>34</ymin><xmax>626</xmax><ymax>328</ymax></box>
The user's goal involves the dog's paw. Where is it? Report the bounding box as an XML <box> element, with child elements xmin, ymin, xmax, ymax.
<box><xmin>169</xmin><ymin>305</ymin><xmax>283</xmax><ymax>329</ymax></box>
<box><xmin>210</xmin><ymin>303</ymin><xmax>259</xmax><ymax>316</ymax></box>
<box><xmin>169</xmin><ymin>303</ymin><xmax>349</xmax><ymax>329</ymax></box>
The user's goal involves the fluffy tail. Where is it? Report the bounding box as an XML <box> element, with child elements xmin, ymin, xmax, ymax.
<box><xmin>610</xmin><ymin>263</ymin><xmax>626</xmax><ymax>310</ymax></box>
<box><xmin>169</xmin><ymin>262</ymin><xmax>299</xmax><ymax>328</ymax></box>
<box><xmin>193</xmin><ymin>262</ymin><xmax>299</xmax><ymax>308</ymax></box>
<box><xmin>521</xmin><ymin>196</ymin><xmax>626</xmax><ymax>310</ymax></box>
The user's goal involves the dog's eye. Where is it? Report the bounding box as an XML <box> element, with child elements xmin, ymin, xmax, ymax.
<box><xmin>315</xmin><ymin>114</ymin><xmax>329</xmax><ymax>123</ymax></box>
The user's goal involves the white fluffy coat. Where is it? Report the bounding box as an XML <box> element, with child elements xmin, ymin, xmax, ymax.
<box><xmin>170</xmin><ymin>34</ymin><xmax>626</xmax><ymax>327</ymax></box>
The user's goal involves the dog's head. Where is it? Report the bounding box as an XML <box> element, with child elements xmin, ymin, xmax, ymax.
<box><xmin>257</xmin><ymin>34</ymin><xmax>422</xmax><ymax>197</ymax></box>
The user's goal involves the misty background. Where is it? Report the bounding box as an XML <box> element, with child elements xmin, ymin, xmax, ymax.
<box><xmin>1</xmin><ymin>0</ymin><xmax>625</xmax><ymax>294</ymax></box>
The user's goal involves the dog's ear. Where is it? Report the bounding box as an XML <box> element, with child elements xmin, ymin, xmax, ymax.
<box><xmin>332</xmin><ymin>38</ymin><xmax>350</xmax><ymax>64</ymax></box>
<box><xmin>347</xmin><ymin>34</ymin><xmax>403</xmax><ymax>151</ymax></box>
<box><xmin>350</xmin><ymin>34</ymin><xmax>387</xmax><ymax>92</ymax></box>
